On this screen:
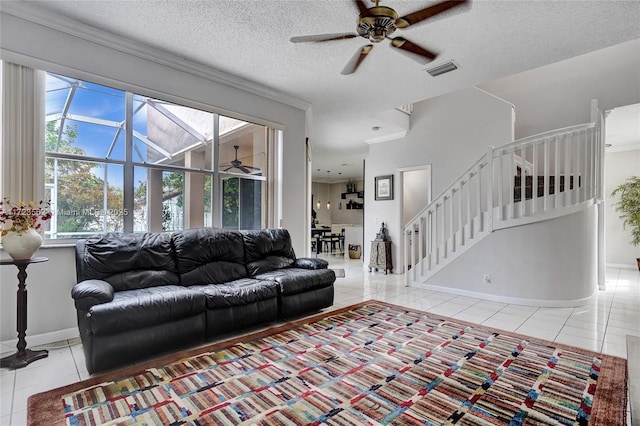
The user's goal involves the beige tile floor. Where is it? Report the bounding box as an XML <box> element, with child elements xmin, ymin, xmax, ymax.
<box><xmin>1</xmin><ymin>255</ymin><xmax>638</xmax><ymax>425</ymax></box>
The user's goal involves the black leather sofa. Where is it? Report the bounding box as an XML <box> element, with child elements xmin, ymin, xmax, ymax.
<box><xmin>71</xmin><ymin>228</ymin><xmax>334</xmax><ymax>373</ymax></box>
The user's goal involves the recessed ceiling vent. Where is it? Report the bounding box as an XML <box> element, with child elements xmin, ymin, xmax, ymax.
<box><xmin>426</xmin><ymin>61</ymin><xmax>458</xmax><ymax>77</ymax></box>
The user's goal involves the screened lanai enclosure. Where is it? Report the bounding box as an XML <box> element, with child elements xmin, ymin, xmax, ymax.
<box><xmin>44</xmin><ymin>72</ymin><xmax>275</xmax><ymax>239</ymax></box>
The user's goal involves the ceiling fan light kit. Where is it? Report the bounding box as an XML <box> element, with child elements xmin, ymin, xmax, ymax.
<box><xmin>357</xmin><ymin>6</ymin><xmax>398</xmax><ymax>42</ymax></box>
<box><xmin>290</xmin><ymin>0</ymin><xmax>469</xmax><ymax>74</ymax></box>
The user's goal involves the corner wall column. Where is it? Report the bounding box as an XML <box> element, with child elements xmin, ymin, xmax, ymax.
<box><xmin>592</xmin><ymin>99</ymin><xmax>606</xmax><ymax>291</ymax></box>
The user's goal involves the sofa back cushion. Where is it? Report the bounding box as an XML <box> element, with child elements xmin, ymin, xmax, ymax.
<box><xmin>241</xmin><ymin>229</ymin><xmax>296</xmax><ymax>276</ymax></box>
<box><xmin>172</xmin><ymin>227</ymin><xmax>248</xmax><ymax>285</ymax></box>
<box><xmin>75</xmin><ymin>232</ymin><xmax>179</xmax><ymax>291</ymax></box>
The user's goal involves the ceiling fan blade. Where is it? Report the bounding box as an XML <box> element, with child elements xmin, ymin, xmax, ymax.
<box><xmin>239</xmin><ymin>166</ymin><xmax>252</xmax><ymax>174</ymax></box>
<box><xmin>354</xmin><ymin>0</ymin><xmax>373</xmax><ymax>17</ymax></box>
<box><xmin>341</xmin><ymin>44</ymin><xmax>374</xmax><ymax>75</ymax></box>
<box><xmin>222</xmin><ymin>166</ymin><xmax>233</xmax><ymax>172</ymax></box>
<box><xmin>396</xmin><ymin>0</ymin><xmax>470</xmax><ymax>29</ymax></box>
<box><xmin>390</xmin><ymin>37</ymin><xmax>437</xmax><ymax>63</ymax></box>
<box><xmin>290</xmin><ymin>33</ymin><xmax>358</xmax><ymax>43</ymax></box>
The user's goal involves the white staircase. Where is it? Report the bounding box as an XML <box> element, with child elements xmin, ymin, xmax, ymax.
<box><xmin>404</xmin><ymin>121</ymin><xmax>603</xmax><ymax>286</ymax></box>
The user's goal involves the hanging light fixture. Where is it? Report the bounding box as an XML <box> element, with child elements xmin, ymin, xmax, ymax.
<box><xmin>326</xmin><ymin>171</ymin><xmax>331</xmax><ymax>210</ymax></box>
<box><xmin>316</xmin><ymin>184</ymin><xmax>320</xmax><ymax>209</ymax></box>
<box><xmin>315</xmin><ymin>170</ymin><xmax>321</xmax><ymax>209</ymax></box>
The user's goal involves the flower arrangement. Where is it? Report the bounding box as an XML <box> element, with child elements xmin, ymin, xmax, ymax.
<box><xmin>0</xmin><ymin>198</ymin><xmax>52</xmax><ymax>236</ymax></box>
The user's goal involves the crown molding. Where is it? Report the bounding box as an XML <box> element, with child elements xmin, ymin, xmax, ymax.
<box><xmin>0</xmin><ymin>2</ymin><xmax>311</xmax><ymax>112</ymax></box>
<box><xmin>365</xmin><ymin>130</ymin><xmax>408</xmax><ymax>145</ymax></box>
<box><xmin>605</xmin><ymin>143</ymin><xmax>640</xmax><ymax>153</ymax></box>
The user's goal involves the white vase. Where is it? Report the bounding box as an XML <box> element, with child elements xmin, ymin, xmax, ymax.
<box><xmin>1</xmin><ymin>228</ymin><xmax>43</xmax><ymax>260</ymax></box>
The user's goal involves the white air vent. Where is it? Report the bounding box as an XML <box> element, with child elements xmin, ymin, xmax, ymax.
<box><xmin>426</xmin><ymin>61</ymin><xmax>458</xmax><ymax>77</ymax></box>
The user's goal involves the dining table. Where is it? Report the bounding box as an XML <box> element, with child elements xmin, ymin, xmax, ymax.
<box><xmin>311</xmin><ymin>227</ymin><xmax>332</xmax><ymax>256</ymax></box>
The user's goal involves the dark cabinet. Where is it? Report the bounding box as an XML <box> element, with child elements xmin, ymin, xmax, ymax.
<box><xmin>368</xmin><ymin>241</ymin><xmax>392</xmax><ymax>274</ymax></box>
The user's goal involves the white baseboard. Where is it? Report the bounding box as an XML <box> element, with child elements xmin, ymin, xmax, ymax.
<box><xmin>606</xmin><ymin>262</ymin><xmax>639</xmax><ymax>270</ymax></box>
<box><xmin>0</xmin><ymin>327</ymin><xmax>79</xmax><ymax>353</ymax></box>
<box><xmin>409</xmin><ymin>282</ymin><xmax>598</xmax><ymax>308</ymax></box>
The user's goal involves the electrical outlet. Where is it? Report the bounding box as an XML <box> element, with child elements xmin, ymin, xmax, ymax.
<box><xmin>483</xmin><ymin>274</ymin><xmax>491</xmax><ymax>284</ymax></box>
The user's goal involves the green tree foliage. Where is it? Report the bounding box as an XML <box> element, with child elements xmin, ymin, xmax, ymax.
<box><xmin>45</xmin><ymin>121</ymin><xmax>124</xmax><ymax>235</ymax></box>
<box><xmin>133</xmin><ymin>174</ymin><xmax>182</xmax><ymax>231</ymax></box>
<box><xmin>223</xmin><ymin>178</ymin><xmax>239</xmax><ymax>228</ymax></box>
<box><xmin>134</xmin><ymin>172</ymin><xmax>212</xmax><ymax>231</ymax></box>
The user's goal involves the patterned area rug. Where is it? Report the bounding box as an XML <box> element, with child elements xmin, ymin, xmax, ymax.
<box><xmin>28</xmin><ymin>301</ymin><xmax>627</xmax><ymax>425</ymax></box>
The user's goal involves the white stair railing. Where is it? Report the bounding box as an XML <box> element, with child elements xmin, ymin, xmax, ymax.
<box><xmin>405</xmin><ymin>122</ymin><xmax>601</xmax><ymax>285</ymax></box>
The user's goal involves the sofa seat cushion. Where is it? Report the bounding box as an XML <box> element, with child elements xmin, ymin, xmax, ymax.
<box><xmin>254</xmin><ymin>268</ymin><xmax>336</xmax><ymax>296</ymax></box>
<box><xmin>87</xmin><ymin>285</ymin><xmax>206</xmax><ymax>336</ymax></box>
<box><xmin>190</xmin><ymin>278</ymin><xmax>279</xmax><ymax>309</ymax></box>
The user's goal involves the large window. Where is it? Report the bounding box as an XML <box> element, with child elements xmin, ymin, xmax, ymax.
<box><xmin>44</xmin><ymin>72</ymin><xmax>271</xmax><ymax>239</ymax></box>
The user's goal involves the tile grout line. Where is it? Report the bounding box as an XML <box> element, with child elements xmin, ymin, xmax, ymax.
<box><xmin>7</xmin><ymin>371</ymin><xmax>15</xmax><ymax>426</ymax></box>
<box><xmin>483</xmin><ymin>304</ymin><xmax>540</xmax><ymax>329</ymax></box>
<box><xmin>551</xmin><ymin>306</ymin><xmax>577</xmax><ymax>346</ymax></box>
<box><xmin>68</xmin><ymin>339</ymin><xmax>84</xmax><ymax>380</ymax></box>
<box><xmin>600</xmin><ymin>268</ymin><xmax>621</xmax><ymax>354</ymax></box>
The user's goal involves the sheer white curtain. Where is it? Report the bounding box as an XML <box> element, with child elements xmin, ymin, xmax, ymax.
<box><xmin>266</xmin><ymin>128</ymin><xmax>282</xmax><ymax>229</ymax></box>
<box><xmin>1</xmin><ymin>61</ymin><xmax>45</xmax><ymax>204</ymax></box>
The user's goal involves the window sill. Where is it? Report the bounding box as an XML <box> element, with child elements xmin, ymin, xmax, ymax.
<box><xmin>41</xmin><ymin>241</ymin><xmax>78</xmax><ymax>248</ymax></box>
<box><xmin>1</xmin><ymin>241</ymin><xmax>77</xmax><ymax>251</ymax></box>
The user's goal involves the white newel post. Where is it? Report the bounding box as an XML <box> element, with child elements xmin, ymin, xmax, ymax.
<box><xmin>486</xmin><ymin>146</ymin><xmax>495</xmax><ymax>233</ymax></box>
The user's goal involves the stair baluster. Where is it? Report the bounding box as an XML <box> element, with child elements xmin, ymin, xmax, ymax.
<box><xmin>404</xmin><ymin>122</ymin><xmax>601</xmax><ymax>286</ymax></box>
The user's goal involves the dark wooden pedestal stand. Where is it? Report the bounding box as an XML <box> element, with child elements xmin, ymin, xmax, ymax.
<box><xmin>0</xmin><ymin>256</ymin><xmax>49</xmax><ymax>369</ymax></box>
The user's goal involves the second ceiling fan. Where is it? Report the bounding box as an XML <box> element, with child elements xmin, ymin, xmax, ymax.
<box><xmin>290</xmin><ymin>0</ymin><xmax>469</xmax><ymax>75</ymax></box>
<box><xmin>221</xmin><ymin>145</ymin><xmax>261</xmax><ymax>174</ymax></box>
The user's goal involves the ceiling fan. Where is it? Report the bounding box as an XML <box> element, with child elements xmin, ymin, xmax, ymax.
<box><xmin>290</xmin><ymin>0</ymin><xmax>469</xmax><ymax>75</ymax></box>
<box><xmin>221</xmin><ymin>145</ymin><xmax>261</xmax><ymax>174</ymax></box>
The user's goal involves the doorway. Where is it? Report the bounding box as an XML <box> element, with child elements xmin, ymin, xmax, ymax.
<box><xmin>398</xmin><ymin>165</ymin><xmax>432</xmax><ymax>273</ymax></box>
<box><xmin>604</xmin><ymin>102</ymin><xmax>640</xmax><ymax>268</ymax></box>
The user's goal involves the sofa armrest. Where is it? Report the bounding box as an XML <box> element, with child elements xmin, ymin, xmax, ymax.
<box><xmin>71</xmin><ymin>280</ymin><xmax>115</xmax><ymax>311</ymax></box>
<box><xmin>292</xmin><ymin>258</ymin><xmax>329</xmax><ymax>270</ymax></box>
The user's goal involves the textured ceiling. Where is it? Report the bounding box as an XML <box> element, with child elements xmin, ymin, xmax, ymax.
<box><xmin>16</xmin><ymin>0</ymin><xmax>640</xmax><ymax>180</ymax></box>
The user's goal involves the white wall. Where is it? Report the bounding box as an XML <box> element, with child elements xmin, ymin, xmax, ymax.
<box><xmin>312</xmin><ymin>182</ymin><xmax>332</xmax><ymax>226</ymax></box>
<box><xmin>330</xmin><ymin>181</ymin><xmax>364</xmax><ymax>226</ymax></box>
<box><xmin>421</xmin><ymin>207</ymin><xmax>598</xmax><ymax>305</ymax></box>
<box><xmin>605</xmin><ymin>149</ymin><xmax>640</xmax><ymax>267</ymax></box>
<box><xmin>1</xmin><ymin>247</ymin><xmax>78</xmax><ymax>347</ymax></box>
<box><xmin>312</xmin><ymin>181</ymin><xmax>364</xmax><ymax>227</ymax></box>
<box><xmin>364</xmin><ymin>87</ymin><xmax>514</xmax><ymax>273</ymax></box>
<box><xmin>402</xmin><ymin>169</ymin><xmax>430</xmax><ymax>225</ymax></box>
<box><xmin>363</xmin><ymin>39</ymin><xmax>639</xmax><ymax>299</ymax></box>
<box><xmin>479</xmin><ymin>39</ymin><xmax>640</xmax><ymax>139</ymax></box>
<box><xmin>0</xmin><ymin>10</ymin><xmax>308</xmax><ymax>343</ymax></box>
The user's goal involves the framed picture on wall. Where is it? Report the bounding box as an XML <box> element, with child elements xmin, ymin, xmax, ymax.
<box><xmin>375</xmin><ymin>175</ymin><xmax>393</xmax><ymax>200</ymax></box>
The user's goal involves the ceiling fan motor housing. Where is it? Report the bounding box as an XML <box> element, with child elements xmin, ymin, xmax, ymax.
<box><xmin>357</xmin><ymin>6</ymin><xmax>398</xmax><ymax>43</ymax></box>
